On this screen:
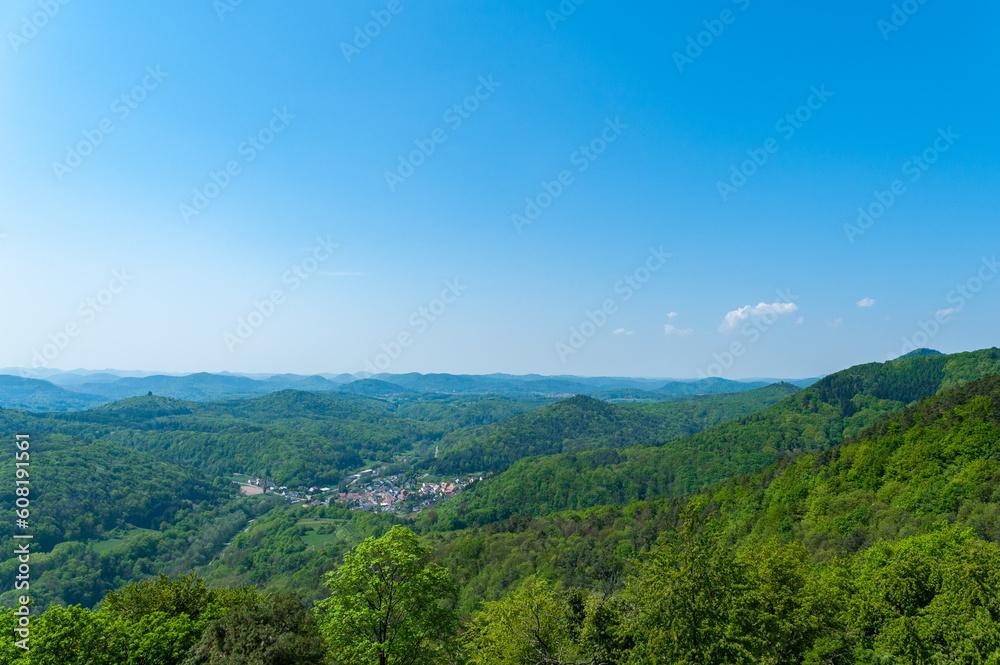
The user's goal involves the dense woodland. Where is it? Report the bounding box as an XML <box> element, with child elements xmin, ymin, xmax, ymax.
<box><xmin>3</xmin><ymin>349</ymin><xmax>1000</xmax><ymax>662</ymax></box>
<box><xmin>0</xmin><ymin>378</ymin><xmax>792</xmax><ymax>612</ymax></box>
<box><xmin>433</xmin><ymin>383</ymin><xmax>801</xmax><ymax>474</ymax></box>
<box><xmin>438</xmin><ymin>351</ymin><xmax>999</xmax><ymax>527</ymax></box>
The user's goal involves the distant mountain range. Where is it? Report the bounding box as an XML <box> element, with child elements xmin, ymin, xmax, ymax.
<box><xmin>0</xmin><ymin>375</ymin><xmax>109</xmax><ymax>411</ymax></box>
<box><xmin>0</xmin><ymin>369</ymin><xmax>821</xmax><ymax>412</ymax></box>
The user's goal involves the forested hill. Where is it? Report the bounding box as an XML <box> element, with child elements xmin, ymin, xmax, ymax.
<box><xmin>0</xmin><ymin>434</ymin><xmax>225</xmax><ymax>552</ymax></box>
<box><xmin>7</xmin><ymin>371</ymin><xmax>1000</xmax><ymax>664</ymax></box>
<box><xmin>193</xmin><ymin>359</ymin><xmax>1000</xmax><ymax>626</ymax></box>
<box><xmin>0</xmin><ymin>392</ymin><xmax>440</xmax><ymax>488</ymax></box>
<box><xmin>0</xmin><ymin>375</ymin><xmax>107</xmax><ymax>411</ymax></box>
<box><xmin>708</xmin><ymin>372</ymin><xmax>1000</xmax><ymax>554</ymax></box>
<box><xmin>0</xmin><ymin>390</ymin><xmax>565</xmax><ymax>490</ymax></box>
<box><xmin>433</xmin><ymin>383</ymin><xmax>801</xmax><ymax>474</ymax></box>
<box><xmin>0</xmin><ymin>384</ymin><xmax>802</xmax><ymax>493</ymax></box>
<box><xmin>0</xmin><ymin>370</ymin><xmax>796</xmax><ymax>412</ymax></box>
<box><xmin>0</xmin><ymin>430</ymin><xmax>247</xmax><ymax>611</ymax></box>
<box><xmin>420</xmin><ymin>370</ymin><xmax>1000</xmax><ymax>615</ymax></box>
<box><xmin>439</xmin><ymin>348</ymin><xmax>1000</xmax><ymax>527</ymax></box>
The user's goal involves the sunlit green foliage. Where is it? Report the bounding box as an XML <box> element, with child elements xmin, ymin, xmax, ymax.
<box><xmin>435</xmin><ymin>383</ymin><xmax>800</xmax><ymax>475</ymax></box>
<box><xmin>316</xmin><ymin>526</ymin><xmax>457</xmax><ymax>665</ymax></box>
<box><xmin>439</xmin><ymin>351</ymin><xmax>1000</xmax><ymax>528</ymax></box>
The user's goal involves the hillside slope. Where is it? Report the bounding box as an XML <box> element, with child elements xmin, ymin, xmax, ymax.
<box><xmin>0</xmin><ymin>422</ymin><xmax>248</xmax><ymax>610</ymax></box>
<box><xmin>421</xmin><ymin>369</ymin><xmax>1000</xmax><ymax>614</ymax></box>
<box><xmin>0</xmin><ymin>375</ymin><xmax>107</xmax><ymax>411</ymax></box>
<box><xmin>441</xmin><ymin>349</ymin><xmax>1000</xmax><ymax>526</ymax></box>
<box><xmin>434</xmin><ymin>383</ymin><xmax>800</xmax><ymax>474</ymax></box>
<box><xmin>54</xmin><ymin>392</ymin><xmax>440</xmax><ymax>486</ymax></box>
<box><xmin>709</xmin><ymin>372</ymin><xmax>1000</xmax><ymax>555</ymax></box>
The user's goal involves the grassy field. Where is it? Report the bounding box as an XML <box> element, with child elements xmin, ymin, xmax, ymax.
<box><xmin>298</xmin><ymin>519</ymin><xmax>355</xmax><ymax>548</ymax></box>
<box><xmin>91</xmin><ymin>527</ymin><xmax>156</xmax><ymax>553</ymax></box>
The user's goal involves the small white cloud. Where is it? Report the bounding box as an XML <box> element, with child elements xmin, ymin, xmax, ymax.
<box><xmin>795</xmin><ymin>316</ymin><xmax>804</xmax><ymax>325</ymax></box>
<box><xmin>857</xmin><ymin>297</ymin><xmax>876</xmax><ymax>308</ymax></box>
<box><xmin>719</xmin><ymin>301</ymin><xmax>799</xmax><ymax>332</ymax></box>
<box><xmin>664</xmin><ymin>324</ymin><xmax>693</xmax><ymax>336</ymax></box>
<box><xmin>613</xmin><ymin>328</ymin><xmax>635</xmax><ymax>336</ymax></box>
<box><xmin>829</xmin><ymin>318</ymin><xmax>843</xmax><ymax>327</ymax></box>
<box><xmin>935</xmin><ymin>307</ymin><xmax>959</xmax><ymax>318</ymax></box>
<box><xmin>667</xmin><ymin>311</ymin><xmax>678</xmax><ymax>320</ymax></box>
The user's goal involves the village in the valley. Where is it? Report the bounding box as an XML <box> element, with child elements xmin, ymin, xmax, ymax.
<box><xmin>234</xmin><ymin>468</ymin><xmax>481</xmax><ymax>514</ymax></box>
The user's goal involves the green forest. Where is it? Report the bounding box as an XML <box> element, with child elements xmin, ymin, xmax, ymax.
<box><xmin>432</xmin><ymin>382</ymin><xmax>801</xmax><ymax>474</ymax></box>
<box><xmin>3</xmin><ymin>348</ymin><xmax>1000</xmax><ymax>662</ymax></box>
<box><xmin>0</xmin><ymin>375</ymin><xmax>796</xmax><ymax>612</ymax></box>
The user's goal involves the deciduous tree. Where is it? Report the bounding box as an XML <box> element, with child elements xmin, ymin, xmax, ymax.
<box><xmin>316</xmin><ymin>526</ymin><xmax>457</xmax><ymax>665</ymax></box>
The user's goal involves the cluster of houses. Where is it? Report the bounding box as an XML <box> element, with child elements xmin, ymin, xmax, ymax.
<box><xmin>235</xmin><ymin>475</ymin><xmax>332</xmax><ymax>507</ymax></box>
<box><xmin>233</xmin><ymin>470</ymin><xmax>482</xmax><ymax>513</ymax></box>
<box><xmin>338</xmin><ymin>472</ymin><xmax>481</xmax><ymax>513</ymax></box>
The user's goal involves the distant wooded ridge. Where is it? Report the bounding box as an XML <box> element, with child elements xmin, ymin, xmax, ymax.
<box><xmin>0</xmin><ymin>368</ymin><xmax>821</xmax><ymax>411</ymax></box>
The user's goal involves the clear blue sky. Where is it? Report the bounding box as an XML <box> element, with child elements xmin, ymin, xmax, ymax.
<box><xmin>1</xmin><ymin>0</ymin><xmax>997</xmax><ymax>378</ymax></box>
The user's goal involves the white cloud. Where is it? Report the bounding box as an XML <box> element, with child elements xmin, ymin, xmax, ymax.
<box><xmin>829</xmin><ymin>318</ymin><xmax>843</xmax><ymax>327</ymax></box>
<box><xmin>664</xmin><ymin>324</ymin><xmax>693</xmax><ymax>336</ymax></box>
<box><xmin>857</xmin><ymin>297</ymin><xmax>876</xmax><ymax>308</ymax></box>
<box><xmin>795</xmin><ymin>316</ymin><xmax>804</xmax><ymax>325</ymax></box>
<box><xmin>935</xmin><ymin>307</ymin><xmax>958</xmax><ymax>318</ymax></box>
<box><xmin>667</xmin><ymin>311</ymin><xmax>678</xmax><ymax>320</ymax></box>
<box><xmin>613</xmin><ymin>328</ymin><xmax>635</xmax><ymax>336</ymax></box>
<box><xmin>719</xmin><ymin>301</ymin><xmax>799</xmax><ymax>332</ymax></box>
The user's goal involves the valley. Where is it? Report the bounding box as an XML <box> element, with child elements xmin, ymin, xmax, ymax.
<box><xmin>3</xmin><ymin>348</ymin><xmax>1000</xmax><ymax>662</ymax></box>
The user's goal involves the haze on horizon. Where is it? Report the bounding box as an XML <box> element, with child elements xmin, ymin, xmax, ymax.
<box><xmin>1</xmin><ymin>1</ymin><xmax>997</xmax><ymax>379</ymax></box>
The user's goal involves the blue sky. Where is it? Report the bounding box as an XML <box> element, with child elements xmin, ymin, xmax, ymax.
<box><xmin>1</xmin><ymin>0</ymin><xmax>997</xmax><ymax>378</ymax></box>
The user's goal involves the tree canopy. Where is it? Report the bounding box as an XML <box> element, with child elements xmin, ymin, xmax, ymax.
<box><xmin>316</xmin><ymin>526</ymin><xmax>458</xmax><ymax>665</ymax></box>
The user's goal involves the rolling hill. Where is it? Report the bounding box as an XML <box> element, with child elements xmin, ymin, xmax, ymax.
<box><xmin>0</xmin><ymin>370</ymin><xmax>807</xmax><ymax>412</ymax></box>
<box><xmin>336</xmin><ymin>378</ymin><xmax>412</xmax><ymax>397</ymax></box>
<box><xmin>707</xmin><ymin>372</ymin><xmax>1000</xmax><ymax>555</ymax></box>
<box><xmin>46</xmin><ymin>392</ymin><xmax>438</xmax><ymax>486</ymax></box>
<box><xmin>67</xmin><ymin>372</ymin><xmax>342</xmax><ymax>401</ymax></box>
<box><xmin>420</xmin><ymin>365</ymin><xmax>1000</xmax><ymax>616</ymax></box>
<box><xmin>433</xmin><ymin>383</ymin><xmax>801</xmax><ymax>475</ymax></box>
<box><xmin>0</xmin><ymin>375</ymin><xmax>107</xmax><ymax>411</ymax></box>
<box><xmin>0</xmin><ymin>423</ymin><xmax>245</xmax><ymax>610</ymax></box>
<box><xmin>439</xmin><ymin>349</ymin><xmax>1000</xmax><ymax>527</ymax></box>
